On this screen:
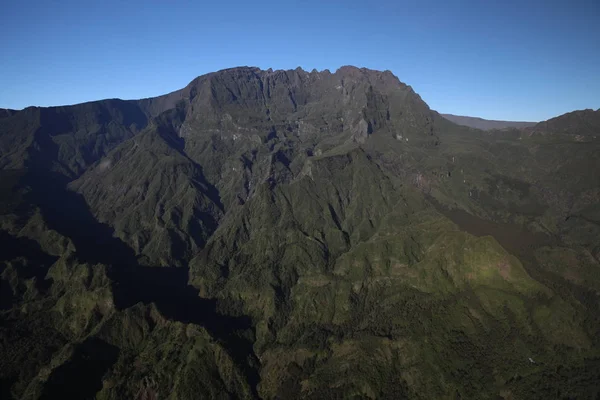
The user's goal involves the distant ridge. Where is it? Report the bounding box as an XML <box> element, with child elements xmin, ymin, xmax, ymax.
<box><xmin>527</xmin><ymin>108</ymin><xmax>600</xmax><ymax>136</ymax></box>
<box><xmin>0</xmin><ymin>108</ymin><xmax>17</xmax><ymax>119</ymax></box>
<box><xmin>441</xmin><ymin>113</ymin><xmax>537</xmax><ymax>130</ymax></box>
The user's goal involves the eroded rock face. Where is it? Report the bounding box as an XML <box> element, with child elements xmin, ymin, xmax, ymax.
<box><xmin>1</xmin><ymin>67</ymin><xmax>600</xmax><ymax>399</ymax></box>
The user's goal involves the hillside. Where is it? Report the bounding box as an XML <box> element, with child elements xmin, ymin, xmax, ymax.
<box><xmin>441</xmin><ymin>113</ymin><xmax>537</xmax><ymax>130</ymax></box>
<box><xmin>1</xmin><ymin>66</ymin><xmax>599</xmax><ymax>399</ymax></box>
<box><xmin>526</xmin><ymin>108</ymin><xmax>600</xmax><ymax>136</ymax></box>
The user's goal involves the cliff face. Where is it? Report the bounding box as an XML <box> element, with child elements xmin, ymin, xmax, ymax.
<box><xmin>1</xmin><ymin>66</ymin><xmax>599</xmax><ymax>399</ymax></box>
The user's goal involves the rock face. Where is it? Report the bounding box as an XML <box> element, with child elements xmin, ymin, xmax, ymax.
<box><xmin>1</xmin><ymin>66</ymin><xmax>600</xmax><ymax>399</ymax></box>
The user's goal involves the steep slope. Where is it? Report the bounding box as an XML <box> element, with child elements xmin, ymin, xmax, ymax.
<box><xmin>526</xmin><ymin>108</ymin><xmax>600</xmax><ymax>136</ymax></box>
<box><xmin>0</xmin><ymin>164</ymin><xmax>256</xmax><ymax>399</ymax></box>
<box><xmin>0</xmin><ymin>101</ymin><xmax>146</xmax><ymax>179</ymax></box>
<box><xmin>68</xmin><ymin>66</ymin><xmax>440</xmax><ymax>267</ymax></box>
<box><xmin>70</xmin><ymin>108</ymin><xmax>223</xmax><ymax>267</ymax></box>
<box><xmin>0</xmin><ymin>93</ymin><xmax>194</xmax><ymax>181</ymax></box>
<box><xmin>441</xmin><ymin>113</ymin><xmax>536</xmax><ymax>130</ymax></box>
<box><xmin>190</xmin><ymin>143</ymin><xmax>593</xmax><ymax>398</ymax></box>
<box><xmin>174</xmin><ymin>66</ymin><xmax>438</xmax><ymax>210</ymax></box>
<box><xmin>1</xmin><ymin>67</ymin><xmax>599</xmax><ymax>399</ymax></box>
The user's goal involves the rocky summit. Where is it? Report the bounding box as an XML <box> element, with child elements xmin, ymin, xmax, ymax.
<box><xmin>1</xmin><ymin>66</ymin><xmax>599</xmax><ymax>399</ymax></box>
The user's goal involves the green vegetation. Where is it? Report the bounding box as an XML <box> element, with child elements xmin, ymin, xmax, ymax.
<box><xmin>1</xmin><ymin>67</ymin><xmax>599</xmax><ymax>399</ymax></box>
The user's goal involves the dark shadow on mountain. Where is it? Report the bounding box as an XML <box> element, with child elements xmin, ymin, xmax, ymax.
<box><xmin>0</xmin><ymin>230</ymin><xmax>58</xmax><ymax>309</ymax></box>
<box><xmin>39</xmin><ymin>99</ymin><xmax>149</xmax><ymax>139</ymax></box>
<box><xmin>427</xmin><ymin>196</ymin><xmax>554</xmax><ymax>255</ymax></box>
<box><xmin>0</xmin><ymin>169</ymin><xmax>29</xmax><ymax>215</ymax></box>
<box><xmin>22</xmin><ymin>169</ymin><xmax>260</xmax><ymax>397</ymax></box>
<box><xmin>0</xmin><ymin>378</ymin><xmax>13</xmax><ymax>400</ymax></box>
<box><xmin>26</xmin><ymin>100</ymin><xmax>150</xmax><ymax>180</ymax></box>
<box><xmin>40</xmin><ymin>338</ymin><xmax>119</xmax><ymax>400</ymax></box>
<box><xmin>428</xmin><ymin>196</ymin><xmax>600</xmax><ymax>342</ymax></box>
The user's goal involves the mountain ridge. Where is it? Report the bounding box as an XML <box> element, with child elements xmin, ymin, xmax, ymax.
<box><xmin>1</xmin><ymin>66</ymin><xmax>599</xmax><ymax>399</ymax></box>
<box><xmin>441</xmin><ymin>113</ymin><xmax>537</xmax><ymax>130</ymax></box>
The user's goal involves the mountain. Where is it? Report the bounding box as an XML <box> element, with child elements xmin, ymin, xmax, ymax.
<box><xmin>526</xmin><ymin>108</ymin><xmax>600</xmax><ymax>137</ymax></box>
<box><xmin>0</xmin><ymin>109</ymin><xmax>17</xmax><ymax>119</ymax></box>
<box><xmin>1</xmin><ymin>66</ymin><xmax>599</xmax><ymax>399</ymax></box>
<box><xmin>441</xmin><ymin>113</ymin><xmax>537</xmax><ymax>130</ymax></box>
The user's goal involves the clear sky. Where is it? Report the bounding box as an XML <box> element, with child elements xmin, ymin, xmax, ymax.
<box><xmin>1</xmin><ymin>0</ymin><xmax>598</xmax><ymax>121</ymax></box>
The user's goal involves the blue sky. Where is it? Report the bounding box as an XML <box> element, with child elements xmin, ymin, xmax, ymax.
<box><xmin>1</xmin><ymin>0</ymin><xmax>598</xmax><ymax>121</ymax></box>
